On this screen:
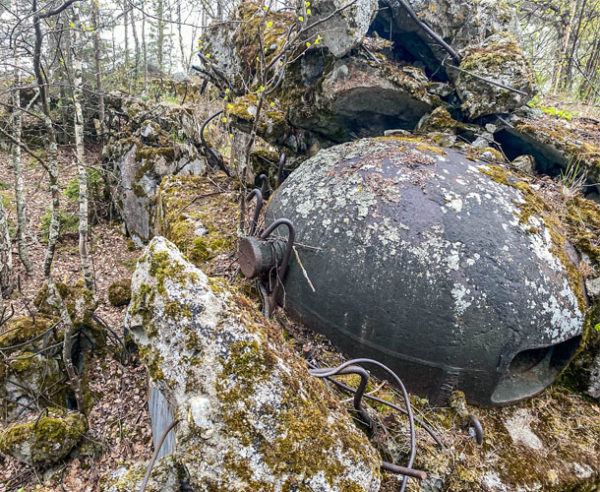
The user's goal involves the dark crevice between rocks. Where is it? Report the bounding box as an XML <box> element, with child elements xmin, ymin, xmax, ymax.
<box><xmin>495</xmin><ymin>128</ymin><xmax>567</xmax><ymax>177</ymax></box>
<box><xmin>370</xmin><ymin>2</ymin><xmax>450</xmax><ymax>81</ymax></box>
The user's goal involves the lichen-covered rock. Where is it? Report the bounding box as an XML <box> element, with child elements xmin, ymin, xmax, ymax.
<box><xmin>125</xmin><ymin>237</ymin><xmax>382</xmax><ymax>491</ymax></box>
<box><xmin>0</xmin><ymin>409</ymin><xmax>86</xmax><ymax>466</ymax></box>
<box><xmin>106</xmin><ymin>130</ymin><xmax>207</xmax><ymax>244</ymax></box>
<box><xmin>0</xmin><ymin>316</ymin><xmax>57</xmax><ymax>354</ymax></box>
<box><xmin>0</xmin><ymin>351</ymin><xmax>64</xmax><ymax>421</ymax></box>
<box><xmin>288</xmin><ymin>57</ymin><xmax>438</xmax><ymax>142</ymax></box>
<box><xmin>99</xmin><ymin>455</ymin><xmax>183</xmax><ymax>492</ymax></box>
<box><xmin>34</xmin><ymin>281</ymin><xmax>105</xmax><ymax>350</ymax></box>
<box><xmin>301</xmin><ymin>0</ymin><xmax>378</xmax><ymax>57</ymax></box>
<box><xmin>495</xmin><ymin>115</ymin><xmax>600</xmax><ymax>185</ymax></box>
<box><xmin>265</xmin><ymin>137</ymin><xmax>585</xmax><ymax>406</ymax></box>
<box><xmin>108</xmin><ymin>279</ymin><xmax>132</xmax><ymax>307</ymax></box>
<box><xmin>454</xmin><ymin>33</ymin><xmax>536</xmax><ymax>118</ymax></box>
<box><xmin>157</xmin><ymin>173</ymin><xmax>238</xmax><ymax>276</ymax></box>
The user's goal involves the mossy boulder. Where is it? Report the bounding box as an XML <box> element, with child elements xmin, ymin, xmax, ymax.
<box><xmin>125</xmin><ymin>237</ymin><xmax>382</xmax><ymax>491</ymax></box>
<box><xmin>157</xmin><ymin>173</ymin><xmax>238</xmax><ymax>276</ymax></box>
<box><xmin>0</xmin><ymin>351</ymin><xmax>65</xmax><ymax>421</ymax></box>
<box><xmin>0</xmin><ymin>408</ymin><xmax>87</xmax><ymax>467</ymax></box>
<box><xmin>34</xmin><ymin>281</ymin><xmax>105</xmax><ymax>350</ymax></box>
<box><xmin>108</xmin><ymin>279</ymin><xmax>132</xmax><ymax>307</ymax></box>
<box><xmin>454</xmin><ymin>33</ymin><xmax>536</xmax><ymax>119</ymax></box>
<box><xmin>495</xmin><ymin>115</ymin><xmax>600</xmax><ymax>185</ymax></box>
<box><xmin>100</xmin><ymin>455</ymin><xmax>184</xmax><ymax>492</ymax></box>
<box><xmin>0</xmin><ymin>316</ymin><xmax>58</xmax><ymax>355</ymax></box>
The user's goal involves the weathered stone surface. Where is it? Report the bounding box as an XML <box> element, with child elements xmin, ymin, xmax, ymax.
<box><xmin>301</xmin><ymin>0</ymin><xmax>378</xmax><ymax>57</ymax></box>
<box><xmin>265</xmin><ymin>137</ymin><xmax>585</xmax><ymax>406</ymax></box>
<box><xmin>34</xmin><ymin>281</ymin><xmax>105</xmax><ymax>350</ymax></box>
<box><xmin>0</xmin><ymin>351</ymin><xmax>63</xmax><ymax>421</ymax></box>
<box><xmin>100</xmin><ymin>455</ymin><xmax>183</xmax><ymax>492</ymax></box>
<box><xmin>157</xmin><ymin>173</ymin><xmax>238</xmax><ymax>276</ymax></box>
<box><xmin>511</xmin><ymin>154</ymin><xmax>536</xmax><ymax>174</ymax></box>
<box><xmin>495</xmin><ymin>115</ymin><xmax>600</xmax><ymax>184</ymax></box>
<box><xmin>104</xmin><ymin>120</ymin><xmax>207</xmax><ymax>244</ymax></box>
<box><xmin>288</xmin><ymin>57</ymin><xmax>437</xmax><ymax>142</ymax></box>
<box><xmin>454</xmin><ymin>33</ymin><xmax>536</xmax><ymax>119</ymax></box>
<box><xmin>125</xmin><ymin>237</ymin><xmax>382</xmax><ymax>491</ymax></box>
<box><xmin>0</xmin><ymin>409</ymin><xmax>86</xmax><ymax>466</ymax></box>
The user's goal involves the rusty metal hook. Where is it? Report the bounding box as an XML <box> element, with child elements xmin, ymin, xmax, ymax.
<box><xmin>257</xmin><ymin>174</ymin><xmax>269</xmax><ymax>197</ymax></box>
<box><xmin>246</xmin><ymin>189</ymin><xmax>264</xmax><ymax>237</ymax></box>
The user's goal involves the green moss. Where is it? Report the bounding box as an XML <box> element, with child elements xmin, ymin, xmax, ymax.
<box><xmin>108</xmin><ymin>280</ymin><xmax>132</xmax><ymax>307</ymax></box>
<box><xmin>157</xmin><ymin>175</ymin><xmax>238</xmax><ymax>275</ymax></box>
<box><xmin>0</xmin><ymin>409</ymin><xmax>87</xmax><ymax>467</ymax></box>
<box><xmin>138</xmin><ymin>345</ymin><xmax>165</xmax><ymax>381</ymax></box>
<box><xmin>0</xmin><ymin>316</ymin><xmax>56</xmax><ymax>352</ymax></box>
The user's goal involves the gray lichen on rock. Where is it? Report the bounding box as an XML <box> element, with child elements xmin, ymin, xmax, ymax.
<box><xmin>125</xmin><ymin>236</ymin><xmax>382</xmax><ymax>491</ymax></box>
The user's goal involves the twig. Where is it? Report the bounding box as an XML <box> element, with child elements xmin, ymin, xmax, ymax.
<box><xmin>140</xmin><ymin>420</ymin><xmax>180</xmax><ymax>492</ymax></box>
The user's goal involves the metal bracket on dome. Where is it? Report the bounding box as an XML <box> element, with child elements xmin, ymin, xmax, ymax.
<box><xmin>238</xmin><ymin>195</ymin><xmax>296</xmax><ymax>317</ymax></box>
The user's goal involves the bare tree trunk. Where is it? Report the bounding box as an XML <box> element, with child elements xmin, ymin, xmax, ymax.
<box><xmin>33</xmin><ymin>0</ymin><xmax>84</xmax><ymax>413</ymax></box>
<box><xmin>553</xmin><ymin>1</ymin><xmax>578</xmax><ymax>94</ymax></box>
<box><xmin>0</xmin><ymin>199</ymin><xmax>13</xmax><ymax>299</ymax></box>
<box><xmin>11</xmin><ymin>56</ymin><xmax>32</xmax><ymax>274</ymax></box>
<box><xmin>123</xmin><ymin>2</ymin><xmax>130</xmax><ymax>92</ymax></box>
<box><xmin>142</xmin><ymin>1</ymin><xmax>148</xmax><ymax>94</ymax></box>
<box><xmin>131</xmin><ymin>6</ymin><xmax>141</xmax><ymax>93</ymax></box>
<box><xmin>72</xmin><ymin>4</ymin><xmax>94</xmax><ymax>291</ymax></box>
<box><xmin>157</xmin><ymin>0</ymin><xmax>165</xmax><ymax>73</ymax></box>
<box><xmin>92</xmin><ymin>0</ymin><xmax>105</xmax><ymax>149</ymax></box>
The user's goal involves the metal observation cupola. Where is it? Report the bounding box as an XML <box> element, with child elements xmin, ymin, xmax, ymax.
<box><xmin>239</xmin><ymin>138</ymin><xmax>585</xmax><ymax>407</ymax></box>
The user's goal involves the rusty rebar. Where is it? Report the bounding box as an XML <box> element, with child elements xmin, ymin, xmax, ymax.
<box><xmin>309</xmin><ymin>358</ymin><xmax>419</xmax><ymax>491</ymax></box>
<box><xmin>246</xmin><ymin>189</ymin><xmax>264</xmax><ymax>237</ymax></box>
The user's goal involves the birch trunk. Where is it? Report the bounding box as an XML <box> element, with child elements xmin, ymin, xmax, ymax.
<box><xmin>92</xmin><ymin>0</ymin><xmax>105</xmax><ymax>149</ymax></box>
<box><xmin>11</xmin><ymin>56</ymin><xmax>32</xmax><ymax>274</ymax></box>
<box><xmin>0</xmin><ymin>198</ymin><xmax>13</xmax><ymax>299</ymax></box>
<box><xmin>72</xmin><ymin>4</ymin><xmax>95</xmax><ymax>291</ymax></box>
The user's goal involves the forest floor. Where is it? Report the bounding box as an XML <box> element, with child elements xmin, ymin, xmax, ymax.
<box><xmin>0</xmin><ymin>146</ymin><xmax>152</xmax><ymax>492</ymax></box>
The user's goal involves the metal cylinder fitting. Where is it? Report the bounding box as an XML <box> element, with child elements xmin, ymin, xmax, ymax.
<box><xmin>238</xmin><ymin>237</ymin><xmax>286</xmax><ymax>278</ymax></box>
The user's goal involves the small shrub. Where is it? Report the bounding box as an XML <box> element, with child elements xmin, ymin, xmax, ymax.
<box><xmin>39</xmin><ymin>207</ymin><xmax>79</xmax><ymax>241</ymax></box>
<box><xmin>108</xmin><ymin>279</ymin><xmax>132</xmax><ymax>307</ymax></box>
<box><xmin>64</xmin><ymin>168</ymin><xmax>104</xmax><ymax>202</ymax></box>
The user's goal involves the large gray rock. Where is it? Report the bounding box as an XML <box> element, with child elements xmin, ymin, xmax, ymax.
<box><xmin>125</xmin><ymin>237</ymin><xmax>382</xmax><ymax>491</ymax></box>
<box><xmin>371</xmin><ymin>0</ymin><xmax>536</xmax><ymax>117</ymax></box>
<box><xmin>289</xmin><ymin>57</ymin><xmax>438</xmax><ymax>141</ymax></box>
<box><xmin>105</xmin><ymin>125</ymin><xmax>206</xmax><ymax>245</ymax></box>
<box><xmin>454</xmin><ymin>33</ymin><xmax>537</xmax><ymax>118</ymax></box>
<box><xmin>301</xmin><ymin>0</ymin><xmax>378</xmax><ymax>57</ymax></box>
<box><xmin>265</xmin><ymin>137</ymin><xmax>585</xmax><ymax>406</ymax></box>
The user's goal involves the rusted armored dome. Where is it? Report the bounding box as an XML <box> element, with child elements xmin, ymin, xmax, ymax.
<box><xmin>261</xmin><ymin>137</ymin><xmax>585</xmax><ymax>407</ymax></box>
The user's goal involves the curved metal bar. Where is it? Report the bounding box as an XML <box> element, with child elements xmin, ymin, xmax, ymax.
<box><xmin>257</xmin><ymin>174</ymin><xmax>269</xmax><ymax>197</ymax></box>
<box><xmin>309</xmin><ymin>358</ymin><xmax>416</xmax><ymax>492</ymax></box>
<box><xmin>468</xmin><ymin>414</ymin><xmax>484</xmax><ymax>445</ymax></box>
<box><xmin>200</xmin><ymin>110</ymin><xmax>231</xmax><ymax>176</ymax></box>
<box><xmin>311</xmin><ymin>365</ymin><xmax>373</xmax><ymax>429</ymax></box>
<box><xmin>245</xmin><ymin>189</ymin><xmax>264</xmax><ymax>237</ymax></box>
<box><xmin>277</xmin><ymin>153</ymin><xmax>287</xmax><ymax>186</ymax></box>
<box><xmin>260</xmin><ymin>218</ymin><xmax>296</xmax><ymax>311</ymax></box>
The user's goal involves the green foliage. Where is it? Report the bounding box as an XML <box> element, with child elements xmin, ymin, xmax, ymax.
<box><xmin>529</xmin><ymin>96</ymin><xmax>573</xmax><ymax>120</ymax></box>
<box><xmin>594</xmin><ymin>323</ymin><xmax>600</xmax><ymax>333</ymax></box>
<box><xmin>64</xmin><ymin>168</ymin><xmax>103</xmax><ymax>202</ymax></box>
<box><xmin>0</xmin><ymin>181</ymin><xmax>9</xmax><ymax>190</ymax></box>
<box><xmin>40</xmin><ymin>207</ymin><xmax>79</xmax><ymax>241</ymax></box>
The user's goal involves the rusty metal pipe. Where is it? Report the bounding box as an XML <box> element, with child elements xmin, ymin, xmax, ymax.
<box><xmin>381</xmin><ymin>462</ymin><xmax>427</xmax><ymax>480</ymax></box>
